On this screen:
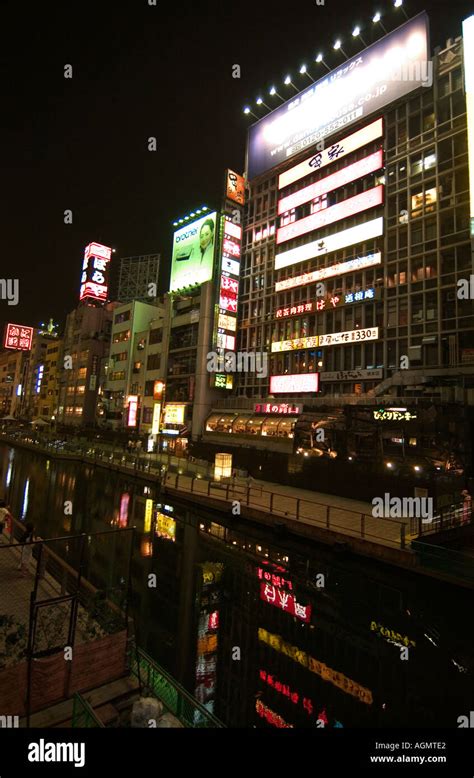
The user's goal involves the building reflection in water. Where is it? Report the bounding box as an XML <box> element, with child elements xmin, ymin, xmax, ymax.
<box><xmin>0</xmin><ymin>443</ymin><xmax>473</xmax><ymax>728</ymax></box>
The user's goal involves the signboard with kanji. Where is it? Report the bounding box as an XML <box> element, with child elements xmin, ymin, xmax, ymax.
<box><xmin>4</xmin><ymin>323</ymin><xmax>34</xmax><ymax>351</ymax></box>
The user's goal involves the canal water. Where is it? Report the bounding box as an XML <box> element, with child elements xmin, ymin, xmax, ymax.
<box><xmin>1</xmin><ymin>443</ymin><xmax>473</xmax><ymax>728</ymax></box>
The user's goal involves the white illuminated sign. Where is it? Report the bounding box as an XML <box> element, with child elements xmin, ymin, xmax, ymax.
<box><xmin>277</xmin><ymin>186</ymin><xmax>383</xmax><ymax>244</ymax></box>
<box><xmin>151</xmin><ymin>402</ymin><xmax>161</xmax><ymax>435</ymax></box>
<box><xmin>463</xmin><ymin>15</ymin><xmax>474</xmax><ymax>233</ymax></box>
<box><xmin>278</xmin><ymin>119</ymin><xmax>384</xmax><ymax>190</ymax></box>
<box><xmin>275</xmin><ymin>218</ymin><xmax>383</xmax><ymax>271</ymax></box>
<box><xmin>127</xmin><ymin>395</ymin><xmax>138</xmax><ymax>427</ymax></box>
<box><xmin>270</xmin><ymin>373</ymin><xmax>320</xmax><ymax>394</ymax></box>
<box><xmin>222</xmin><ymin>256</ymin><xmax>240</xmax><ymax>276</ymax></box>
<box><xmin>318</xmin><ymin>327</ymin><xmax>379</xmax><ymax>346</ymax></box>
<box><xmin>271</xmin><ymin>336</ymin><xmax>319</xmax><ymax>353</ymax></box>
<box><xmin>224</xmin><ymin>220</ymin><xmax>242</xmax><ymax>240</ymax></box>
<box><xmin>248</xmin><ymin>13</ymin><xmax>429</xmax><ymax>179</ymax></box>
<box><xmin>278</xmin><ymin>150</ymin><xmax>383</xmax><ymax>215</ymax></box>
<box><xmin>163</xmin><ymin>405</ymin><xmax>185</xmax><ymax>425</ymax></box>
<box><xmin>275</xmin><ymin>251</ymin><xmax>381</xmax><ymax>292</ymax></box>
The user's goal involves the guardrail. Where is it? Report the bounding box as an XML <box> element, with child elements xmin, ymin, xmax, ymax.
<box><xmin>71</xmin><ymin>693</ymin><xmax>105</xmax><ymax>728</ymax></box>
<box><xmin>130</xmin><ymin>646</ymin><xmax>224</xmax><ymax>728</ymax></box>
<box><xmin>165</xmin><ymin>472</ymin><xmax>408</xmax><ymax>549</ymax></box>
<box><xmin>411</xmin><ymin>540</ymin><xmax>474</xmax><ymax>585</ymax></box>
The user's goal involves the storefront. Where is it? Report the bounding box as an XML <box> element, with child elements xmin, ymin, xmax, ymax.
<box><xmin>205</xmin><ymin>412</ymin><xmax>297</xmax><ymax>441</ymax></box>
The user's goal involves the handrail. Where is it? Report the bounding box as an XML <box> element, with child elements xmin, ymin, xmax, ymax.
<box><xmin>71</xmin><ymin>693</ymin><xmax>105</xmax><ymax>728</ymax></box>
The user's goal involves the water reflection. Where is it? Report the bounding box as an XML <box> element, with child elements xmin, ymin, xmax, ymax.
<box><xmin>0</xmin><ymin>443</ymin><xmax>473</xmax><ymax>728</ymax></box>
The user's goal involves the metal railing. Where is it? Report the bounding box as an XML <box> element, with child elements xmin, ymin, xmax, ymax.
<box><xmin>165</xmin><ymin>472</ymin><xmax>408</xmax><ymax>549</ymax></box>
<box><xmin>409</xmin><ymin>502</ymin><xmax>470</xmax><ymax>536</ymax></box>
<box><xmin>71</xmin><ymin>693</ymin><xmax>105</xmax><ymax>728</ymax></box>
<box><xmin>130</xmin><ymin>646</ymin><xmax>224</xmax><ymax>728</ymax></box>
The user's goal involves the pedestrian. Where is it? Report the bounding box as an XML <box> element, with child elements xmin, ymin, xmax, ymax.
<box><xmin>18</xmin><ymin>522</ymin><xmax>35</xmax><ymax>575</ymax></box>
<box><xmin>0</xmin><ymin>499</ymin><xmax>10</xmax><ymax>537</ymax></box>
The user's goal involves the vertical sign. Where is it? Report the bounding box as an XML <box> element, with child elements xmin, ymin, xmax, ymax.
<box><xmin>210</xmin><ymin>216</ymin><xmax>242</xmax><ymax>389</ymax></box>
<box><xmin>127</xmin><ymin>395</ymin><xmax>138</xmax><ymax>427</ymax></box>
<box><xmin>80</xmin><ymin>242</ymin><xmax>112</xmax><ymax>302</ymax></box>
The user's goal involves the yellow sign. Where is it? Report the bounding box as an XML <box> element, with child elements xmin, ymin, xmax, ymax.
<box><xmin>258</xmin><ymin>627</ymin><xmax>373</xmax><ymax>705</ymax></box>
<box><xmin>370</xmin><ymin>621</ymin><xmax>416</xmax><ymax>648</ymax></box>
<box><xmin>144</xmin><ymin>499</ymin><xmax>153</xmax><ymax>533</ymax></box>
<box><xmin>151</xmin><ymin>402</ymin><xmax>161</xmax><ymax>435</ymax></box>
<box><xmin>163</xmin><ymin>404</ymin><xmax>185</xmax><ymax>425</ymax></box>
<box><xmin>156</xmin><ymin>512</ymin><xmax>176</xmax><ymax>542</ymax></box>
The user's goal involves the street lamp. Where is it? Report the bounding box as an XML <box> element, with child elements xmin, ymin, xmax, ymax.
<box><xmin>315</xmin><ymin>52</ymin><xmax>331</xmax><ymax>72</ymax></box>
<box><xmin>352</xmin><ymin>25</ymin><xmax>368</xmax><ymax>47</ymax></box>
<box><xmin>333</xmin><ymin>39</ymin><xmax>348</xmax><ymax>58</ymax></box>
<box><xmin>256</xmin><ymin>96</ymin><xmax>270</xmax><ymax>109</ymax></box>
<box><xmin>284</xmin><ymin>74</ymin><xmax>299</xmax><ymax>93</ymax></box>
<box><xmin>243</xmin><ymin>106</ymin><xmax>258</xmax><ymax>118</ymax></box>
<box><xmin>299</xmin><ymin>64</ymin><xmax>314</xmax><ymax>83</ymax></box>
<box><xmin>269</xmin><ymin>85</ymin><xmax>284</xmax><ymax>100</ymax></box>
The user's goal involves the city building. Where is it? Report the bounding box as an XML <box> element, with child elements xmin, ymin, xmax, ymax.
<box><xmin>57</xmin><ymin>303</ymin><xmax>115</xmax><ymax>427</ymax></box>
<box><xmin>38</xmin><ymin>337</ymin><xmax>63</xmax><ymax>422</ymax></box>
<box><xmin>0</xmin><ymin>349</ymin><xmax>25</xmax><ymax>418</ymax></box>
<box><xmin>201</xmin><ymin>13</ymin><xmax>474</xmax><ymax>479</ymax></box>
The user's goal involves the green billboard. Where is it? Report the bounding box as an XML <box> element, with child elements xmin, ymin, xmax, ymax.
<box><xmin>169</xmin><ymin>212</ymin><xmax>217</xmax><ymax>292</ymax></box>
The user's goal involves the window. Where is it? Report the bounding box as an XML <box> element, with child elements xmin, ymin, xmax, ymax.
<box><xmin>142</xmin><ymin>406</ymin><xmax>153</xmax><ymax>424</ymax></box>
<box><xmin>114</xmin><ymin>311</ymin><xmax>131</xmax><ymax>325</ymax></box>
<box><xmin>149</xmin><ymin>328</ymin><xmax>162</xmax><ymax>345</ymax></box>
<box><xmin>146</xmin><ymin>354</ymin><xmax>161</xmax><ymax>371</ymax></box>
<box><xmin>78</xmin><ymin>367</ymin><xmax>87</xmax><ymax>379</ymax></box>
<box><xmin>110</xmin><ymin>371</ymin><xmax>125</xmax><ymax>381</ymax></box>
<box><xmin>113</xmin><ymin>330</ymin><xmax>130</xmax><ymax>344</ymax></box>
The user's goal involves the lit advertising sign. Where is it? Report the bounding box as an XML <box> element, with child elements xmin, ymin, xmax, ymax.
<box><xmin>225</xmin><ymin>169</ymin><xmax>246</xmax><ymax>205</ymax></box>
<box><xmin>219</xmin><ymin>294</ymin><xmax>238</xmax><ymax>313</ymax></box>
<box><xmin>127</xmin><ymin>396</ymin><xmax>138</xmax><ymax>427</ymax></box>
<box><xmin>247</xmin><ymin>13</ymin><xmax>429</xmax><ymax>179</ymax></box>
<box><xmin>217</xmin><ymin>333</ymin><xmax>236</xmax><ymax>350</ymax></box>
<box><xmin>318</xmin><ymin>327</ymin><xmax>379</xmax><ymax>346</ymax></box>
<box><xmin>80</xmin><ymin>242</ymin><xmax>112</xmax><ymax>302</ymax></box>
<box><xmin>151</xmin><ymin>402</ymin><xmax>161</xmax><ymax>435</ymax></box>
<box><xmin>270</xmin><ymin>373</ymin><xmax>319</xmax><ymax>394</ymax></box>
<box><xmin>275</xmin><ymin>251</ymin><xmax>381</xmax><ymax>291</ymax></box>
<box><xmin>277</xmin><ymin>186</ymin><xmax>383</xmax><ymax>244</ymax></box>
<box><xmin>260</xmin><ymin>582</ymin><xmax>311</xmax><ymax>622</ymax></box>
<box><xmin>223</xmin><ymin>237</ymin><xmax>241</xmax><ymax>257</ymax></box>
<box><xmin>220</xmin><ymin>275</ymin><xmax>239</xmax><ymax>295</ymax></box>
<box><xmin>4</xmin><ymin>323</ymin><xmax>34</xmax><ymax>351</ymax></box>
<box><xmin>275</xmin><ymin>289</ymin><xmax>374</xmax><ymax>317</ymax></box>
<box><xmin>278</xmin><ymin>149</ymin><xmax>383</xmax><ymax>214</ymax></box>
<box><xmin>275</xmin><ymin>218</ymin><xmax>383</xmax><ymax>271</ymax></box>
<box><xmin>169</xmin><ymin>211</ymin><xmax>217</xmax><ymax>291</ymax></box>
<box><xmin>272</xmin><ymin>336</ymin><xmax>319</xmax><ymax>353</ymax></box>
<box><xmin>163</xmin><ymin>404</ymin><xmax>185</xmax><ymax>425</ymax></box>
<box><xmin>218</xmin><ymin>313</ymin><xmax>237</xmax><ymax>332</ymax></box>
<box><xmin>156</xmin><ymin>512</ymin><xmax>176</xmax><ymax>542</ymax></box>
<box><xmin>214</xmin><ymin>374</ymin><xmax>234</xmax><ymax>389</ymax></box>
<box><xmin>224</xmin><ymin>221</ymin><xmax>242</xmax><ymax>240</ymax></box>
<box><xmin>278</xmin><ymin>118</ymin><xmax>383</xmax><ymax>189</ymax></box>
<box><xmin>222</xmin><ymin>256</ymin><xmax>240</xmax><ymax>276</ymax></box>
<box><xmin>254</xmin><ymin>403</ymin><xmax>301</xmax><ymax>415</ymax></box>
<box><xmin>462</xmin><ymin>15</ymin><xmax>474</xmax><ymax>233</ymax></box>
<box><xmin>153</xmin><ymin>380</ymin><xmax>164</xmax><ymax>399</ymax></box>
<box><xmin>276</xmin><ymin>302</ymin><xmax>314</xmax><ymax>317</ymax></box>
<box><xmin>320</xmin><ymin>368</ymin><xmax>383</xmax><ymax>382</ymax></box>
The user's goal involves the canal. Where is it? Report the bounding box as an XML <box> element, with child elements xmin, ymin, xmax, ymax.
<box><xmin>1</xmin><ymin>442</ymin><xmax>473</xmax><ymax>728</ymax></box>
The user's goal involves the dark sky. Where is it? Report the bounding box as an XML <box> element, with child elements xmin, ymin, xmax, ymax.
<box><xmin>1</xmin><ymin>0</ymin><xmax>473</xmax><ymax>335</ymax></box>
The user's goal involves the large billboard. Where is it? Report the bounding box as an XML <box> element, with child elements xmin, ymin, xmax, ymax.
<box><xmin>4</xmin><ymin>323</ymin><xmax>34</xmax><ymax>351</ymax></box>
<box><xmin>247</xmin><ymin>13</ymin><xmax>429</xmax><ymax>179</ymax></box>
<box><xmin>169</xmin><ymin>212</ymin><xmax>218</xmax><ymax>292</ymax></box>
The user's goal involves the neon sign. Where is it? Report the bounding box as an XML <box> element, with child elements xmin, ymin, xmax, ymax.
<box><xmin>318</xmin><ymin>327</ymin><xmax>378</xmax><ymax>347</ymax></box>
<box><xmin>255</xmin><ymin>699</ymin><xmax>292</xmax><ymax>728</ymax></box>
<box><xmin>127</xmin><ymin>395</ymin><xmax>138</xmax><ymax>427</ymax></box>
<box><xmin>278</xmin><ymin>119</ymin><xmax>384</xmax><ymax>189</ymax></box>
<box><xmin>373</xmin><ymin>409</ymin><xmax>416</xmax><ymax>421</ymax></box>
<box><xmin>275</xmin><ymin>218</ymin><xmax>383</xmax><ymax>271</ymax></box>
<box><xmin>278</xmin><ymin>150</ymin><xmax>383</xmax><ymax>213</ymax></box>
<box><xmin>258</xmin><ymin>627</ymin><xmax>373</xmax><ymax>705</ymax></box>
<box><xmin>260</xmin><ymin>583</ymin><xmax>311</xmax><ymax>622</ymax></box>
<box><xmin>275</xmin><ymin>251</ymin><xmax>381</xmax><ymax>291</ymax></box>
<box><xmin>277</xmin><ymin>186</ymin><xmax>383</xmax><ymax>244</ymax></box>
<box><xmin>4</xmin><ymin>323</ymin><xmax>33</xmax><ymax>351</ymax></box>
<box><xmin>254</xmin><ymin>404</ymin><xmax>301</xmax><ymax>417</ymax></box>
<box><xmin>80</xmin><ymin>242</ymin><xmax>112</xmax><ymax>302</ymax></box>
<box><xmin>271</xmin><ymin>336</ymin><xmax>319</xmax><ymax>353</ymax></box>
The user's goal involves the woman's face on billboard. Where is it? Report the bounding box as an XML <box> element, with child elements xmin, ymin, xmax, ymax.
<box><xmin>200</xmin><ymin>225</ymin><xmax>213</xmax><ymax>251</ymax></box>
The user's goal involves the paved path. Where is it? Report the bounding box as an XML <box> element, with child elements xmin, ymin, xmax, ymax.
<box><xmin>164</xmin><ymin>472</ymin><xmax>408</xmax><ymax>550</ymax></box>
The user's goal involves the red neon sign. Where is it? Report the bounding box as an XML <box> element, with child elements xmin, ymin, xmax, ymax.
<box><xmin>278</xmin><ymin>149</ymin><xmax>383</xmax><ymax>215</ymax></box>
<box><xmin>254</xmin><ymin>405</ymin><xmax>300</xmax><ymax>418</ymax></box>
<box><xmin>255</xmin><ymin>699</ymin><xmax>292</xmax><ymax>728</ymax></box>
<box><xmin>259</xmin><ymin>669</ymin><xmax>315</xmax><ymax>714</ymax></box>
<box><xmin>220</xmin><ymin>275</ymin><xmax>239</xmax><ymax>295</ymax></box>
<box><xmin>260</xmin><ymin>582</ymin><xmax>311</xmax><ymax>622</ymax></box>
<box><xmin>4</xmin><ymin>323</ymin><xmax>34</xmax><ymax>351</ymax></box>
<box><xmin>276</xmin><ymin>185</ymin><xmax>384</xmax><ymax>244</ymax></box>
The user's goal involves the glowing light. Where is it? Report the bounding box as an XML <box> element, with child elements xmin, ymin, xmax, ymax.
<box><xmin>21</xmin><ymin>478</ymin><xmax>29</xmax><ymax>519</ymax></box>
<box><xmin>353</xmin><ymin>26</ymin><xmax>360</xmax><ymax>37</ymax></box>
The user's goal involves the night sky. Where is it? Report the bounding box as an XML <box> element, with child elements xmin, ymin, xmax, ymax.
<box><xmin>1</xmin><ymin>0</ymin><xmax>473</xmax><ymax>335</ymax></box>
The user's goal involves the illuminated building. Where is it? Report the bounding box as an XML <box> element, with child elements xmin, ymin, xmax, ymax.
<box><xmin>235</xmin><ymin>14</ymin><xmax>473</xmax><ymax>407</ymax></box>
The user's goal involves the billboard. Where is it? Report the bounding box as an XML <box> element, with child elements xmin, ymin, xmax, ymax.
<box><xmin>278</xmin><ymin>119</ymin><xmax>383</xmax><ymax>189</ymax></box>
<box><xmin>225</xmin><ymin>169</ymin><xmax>246</xmax><ymax>205</ymax></box>
<box><xmin>80</xmin><ymin>242</ymin><xmax>112</xmax><ymax>302</ymax></box>
<box><xmin>247</xmin><ymin>13</ymin><xmax>429</xmax><ymax>179</ymax></box>
<box><xmin>275</xmin><ymin>218</ymin><xmax>383</xmax><ymax>271</ymax></box>
<box><xmin>276</xmin><ymin>186</ymin><xmax>384</xmax><ymax>244</ymax></box>
<box><xmin>270</xmin><ymin>373</ymin><xmax>319</xmax><ymax>394</ymax></box>
<box><xmin>275</xmin><ymin>251</ymin><xmax>381</xmax><ymax>291</ymax></box>
<box><xmin>4</xmin><ymin>323</ymin><xmax>34</xmax><ymax>351</ymax></box>
<box><xmin>169</xmin><ymin>212</ymin><xmax>217</xmax><ymax>292</ymax></box>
